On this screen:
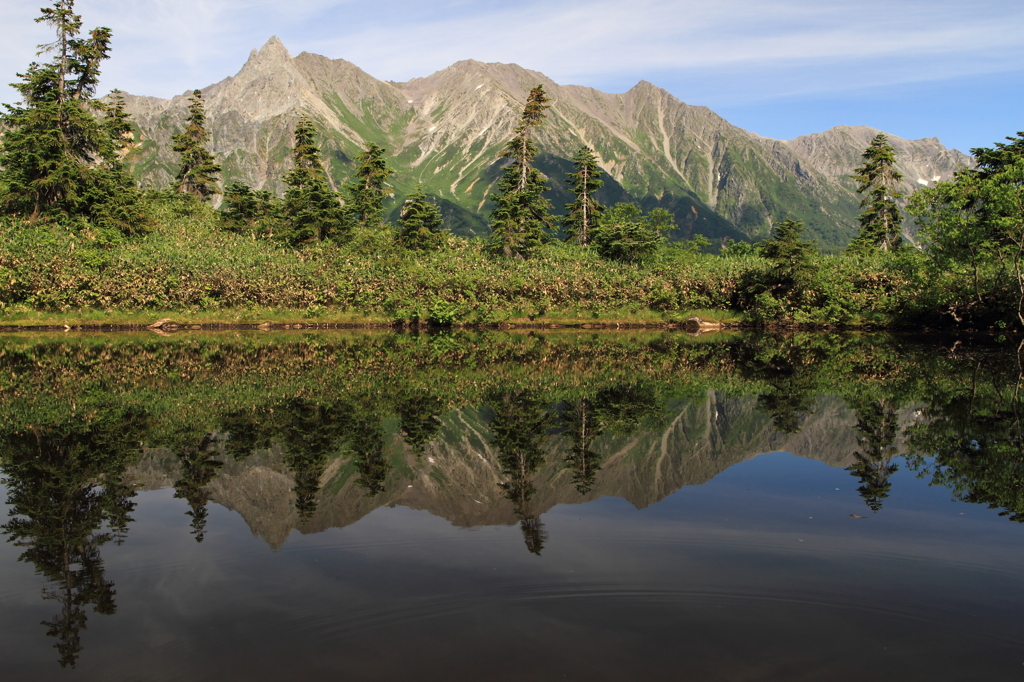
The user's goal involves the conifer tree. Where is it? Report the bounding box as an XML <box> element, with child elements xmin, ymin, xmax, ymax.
<box><xmin>760</xmin><ymin>218</ymin><xmax>818</xmax><ymax>303</ymax></box>
<box><xmin>171</xmin><ymin>90</ymin><xmax>220</xmax><ymax>200</ymax></box>
<box><xmin>563</xmin><ymin>146</ymin><xmax>604</xmax><ymax>245</ymax></box>
<box><xmin>0</xmin><ymin>1</ymin><xmax>142</xmax><ymax>233</ymax></box>
<box><xmin>221</xmin><ymin>182</ymin><xmax>277</xmax><ymax>235</ymax></box>
<box><xmin>851</xmin><ymin>133</ymin><xmax>904</xmax><ymax>251</ymax></box>
<box><xmin>487</xmin><ymin>85</ymin><xmax>553</xmax><ymax>258</ymax></box>
<box><xmin>280</xmin><ymin>116</ymin><xmax>350</xmax><ymax>245</ymax></box>
<box><xmin>397</xmin><ymin>185</ymin><xmax>446</xmax><ymax>250</ymax></box>
<box><xmin>345</xmin><ymin>142</ymin><xmax>394</xmax><ymax>227</ymax></box>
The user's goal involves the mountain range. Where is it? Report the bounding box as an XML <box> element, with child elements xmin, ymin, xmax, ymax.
<box><xmin>119</xmin><ymin>37</ymin><xmax>972</xmax><ymax>249</ymax></box>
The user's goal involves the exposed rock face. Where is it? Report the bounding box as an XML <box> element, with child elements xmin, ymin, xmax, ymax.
<box><xmin>787</xmin><ymin>125</ymin><xmax>971</xmax><ymax>195</ymax></box>
<box><xmin>120</xmin><ymin>38</ymin><xmax>971</xmax><ymax>249</ymax></box>
<box><xmin>127</xmin><ymin>391</ymin><xmax>913</xmax><ymax>549</ymax></box>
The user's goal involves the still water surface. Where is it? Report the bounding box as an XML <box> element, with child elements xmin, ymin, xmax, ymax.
<box><xmin>0</xmin><ymin>331</ymin><xmax>1021</xmax><ymax>680</ymax></box>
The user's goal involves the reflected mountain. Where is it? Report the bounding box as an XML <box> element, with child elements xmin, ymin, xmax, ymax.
<box><xmin>125</xmin><ymin>390</ymin><xmax>877</xmax><ymax>548</ymax></box>
<box><xmin>3</xmin><ymin>331</ymin><xmax>1024</xmax><ymax>667</ymax></box>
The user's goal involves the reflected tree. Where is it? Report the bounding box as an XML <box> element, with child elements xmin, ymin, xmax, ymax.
<box><xmin>489</xmin><ymin>390</ymin><xmax>552</xmax><ymax>554</ymax></box>
<box><xmin>845</xmin><ymin>399</ymin><xmax>901</xmax><ymax>512</ymax></box>
<box><xmin>273</xmin><ymin>398</ymin><xmax>350</xmax><ymax>519</ymax></box>
<box><xmin>741</xmin><ymin>338</ymin><xmax>823</xmax><ymax>434</ymax></box>
<box><xmin>350</xmin><ymin>415</ymin><xmax>390</xmax><ymax>497</ymax></box>
<box><xmin>594</xmin><ymin>383</ymin><xmax>662</xmax><ymax>435</ymax></box>
<box><xmin>0</xmin><ymin>410</ymin><xmax>147</xmax><ymax>668</ymax></box>
<box><xmin>397</xmin><ymin>393</ymin><xmax>444</xmax><ymax>455</ymax></box>
<box><xmin>907</xmin><ymin>355</ymin><xmax>1024</xmax><ymax>521</ymax></box>
<box><xmin>220</xmin><ymin>407</ymin><xmax>273</xmax><ymax>462</ymax></box>
<box><xmin>559</xmin><ymin>384</ymin><xmax>661</xmax><ymax>495</ymax></box>
<box><xmin>171</xmin><ymin>433</ymin><xmax>223</xmax><ymax>542</ymax></box>
<box><xmin>559</xmin><ymin>397</ymin><xmax>603</xmax><ymax>494</ymax></box>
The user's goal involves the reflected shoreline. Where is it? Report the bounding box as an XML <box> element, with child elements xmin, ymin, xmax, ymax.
<box><xmin>2</xmin><ymin>331</ymin><xmax>1021</xmax><ymax>668</ymax></box>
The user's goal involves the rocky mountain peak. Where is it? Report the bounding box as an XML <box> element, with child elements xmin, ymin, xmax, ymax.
<box><xmin>250</xmin><ymin>35</ymin><xmax>293</xmax><ymax>64</ymax></box>
<box><xmin>116</xmin><ymin>43</ymin><xmax>972</xmax><ymax>248</ymax></box>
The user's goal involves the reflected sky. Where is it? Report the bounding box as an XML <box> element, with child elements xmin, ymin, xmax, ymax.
<box><xmin>1</xmin><ymin>331</ymin><xmax>1022</xmax><ymax>679</ymax></box>
<box><xmin>2</xmin><ymin>451</ymin><xmax>1022</xmax><ymax>681</ymax></box>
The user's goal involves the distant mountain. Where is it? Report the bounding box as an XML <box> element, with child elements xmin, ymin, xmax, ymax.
<box><xmin>119</xmin><ymin>37</ymin><xmax>972</xmax><ymax>250</ymax></box>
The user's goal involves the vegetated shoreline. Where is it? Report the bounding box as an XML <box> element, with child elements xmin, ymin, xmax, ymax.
<box><xmin>0</xmin><ymin>198</ymin><xmax>1016</xmax><ymax>340</ymax></box>
<box><xmin>0</xmin><ymin>311</ymin><xmax>989</xmax><ymax>335</ymax></box>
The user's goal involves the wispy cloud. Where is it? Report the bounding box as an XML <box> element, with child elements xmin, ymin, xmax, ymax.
<box><xmin>1</xmin><ymin>0</ymin><xmax>1020</xmax><ymax>150</ymax></box>
<box><xmin>2</xmin><ymin>0</ymin><xmax>1020</xmax><ymax>100</ymax></box>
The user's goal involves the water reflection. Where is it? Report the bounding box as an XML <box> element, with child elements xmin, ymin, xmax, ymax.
<box><xmin>846</xmin><ymin>399</ymin><xmax>901</xmax><ymax>512</ymax></box>
<box><xmin>0</xmin><ymin>410</ymin><xmax>146</xmax><ymax>667</ymax></box>
<box><xmin>489</xmin><ymin>390</ymin><xmax>552</xmax><ymax>554</ymax></box>
<box><xmin>1</xmin><ymin>331</ymin><xmax>1022</xmax><ymax>668</ymax></box>
<box><xmin>171</xmin><ymin>433</ymin><xmax>222</xmax><ymax>541</ymax></box>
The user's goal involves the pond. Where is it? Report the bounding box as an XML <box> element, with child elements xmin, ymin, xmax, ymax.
<box><xmin>0</xmin><ymin>330</ymin><xmax>1021</xmax><ymax>680</ymax></box>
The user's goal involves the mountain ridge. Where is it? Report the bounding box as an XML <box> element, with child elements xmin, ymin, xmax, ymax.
<box><xmin>118</xmin><ymin>37</ymin><xmax>972</xmax><ymax>249</ymax></box>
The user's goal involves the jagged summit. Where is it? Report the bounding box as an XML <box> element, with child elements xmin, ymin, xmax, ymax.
<box><xmin>255</xmin><ymin>35</ymin><xmax>292</xmax><ymax>61</ymax></box>
<box><xmin>118</xmin><ymin>42</ymin><xmax>971</xmax><ymax>248</ymax></box>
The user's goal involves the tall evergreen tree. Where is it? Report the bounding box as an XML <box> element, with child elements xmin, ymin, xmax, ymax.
<box><xmin>345</xmin><ymin>142</ymin><xmax>394</xmax><ymax>227</ymax></box>
<box><xmin>280</xmin><ymin>116</ymin><xmax>351</xmax><ymax>245</ymax></box>
<box><xmin>487</xmin><ymin>85</ymin><xmax>553</xmax><ymax>259</ymax></box>
<box><xmin>851</xmin><ymin>133</ymin><xmax>904</xmax><ymax>251</ymax></box>
<box><xmin>0</xmin><ymin>1</ymin><xmax>142</xmax><ymax>232</ymax></box>
<box><xmin>563</xmin><ymin>146</ymin><xmax>604</xmax><ymax>245</ymax></box>
<box><xmin>397</xmin><ymin>185</ymin><xmax>446</xmax><ymax>250</ymax></box>
<box><xmin>171</xmin><ymin>89</ymin><xmax>220</xmax><ymax>200</ymax></box>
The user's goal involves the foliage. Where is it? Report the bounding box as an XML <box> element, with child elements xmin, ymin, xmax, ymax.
<box><xmin>171</xmin><ymin>90</ymin><xmax>220</xmax><ymax>200</ymax></box>
<box><xmin>487</xmin><ymin>85</ymin><xmax>553</xmax><ymax>259</ymax></box>
<box><xmin>397</xmin><ymin>185</ymin><xmax>446</xmax><ymax>251</ymax></box>
<box><xmin>563</xmin><ymin>146</ymin><xmax>604</xmax><ymax>245</ymax></box>
<box><xmin>591</xmin><ymin>203</ymin><xmax>673</xmax><ymax>263</ymax></box>
<box><xmin>911</xmin><ymin>132</ymin><xmax>1024</xmax><ymax>328</ymax></box>
<box><xmin>220</xmin><ymin>181</ymin><xmax>278</xmax><ymax>236</ymax></box>
<box><xmin>0</xmin><ymin>0</ymin><xmax>143</xmax><ymax>236</ymax></box>
<box><xmin>721</xmin><ymin>238</ymin><xmax>755</xmax><ymax>257</ymax></box>
<box><xmin>345</xmin><ymin>142</ymin><xmax>394</xmax><ymax>228</ymax></box>
<box><xmin>850</xmin><ymin>133</ymin><xmax>904</xmax><ymax>252</ymax></box>
<box><xmin>280</xmin><ymin>117</ymin><xmax>351</xmax><ymax>246</ymax></box>
<box><xmin>746</xmin><ymin>219</ymin><xmax>819</xmax><ymax>318</ymax></box>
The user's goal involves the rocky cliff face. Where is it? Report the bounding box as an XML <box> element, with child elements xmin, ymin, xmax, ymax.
<box><xmin>127</xmin><ymin>391</ymin><xmax>911</xmax><ymax>549</ymax></box>
<box><xmin>786</xmin><ymin>125</ymin><xmax>972</xmax><ymax>197</ymax></box>
<box><xmin>120</xmin><ymin>38</ymin><xmax>971</xmax><ymax>249</ymax></box>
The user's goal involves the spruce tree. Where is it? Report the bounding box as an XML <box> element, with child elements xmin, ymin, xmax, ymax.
<box><xmin>221</xmin><ymin>182</ymin><xmax>277</xmax><ymax>236</ymax></box>
<box><xmin>280</xmin><ymin>116</ymin><xmax>350</xmax><ymax>245</ymax></box>
<box><xmin>487</xmin><ymin>85</ymin><xmax>553</xmax><ymax>258</ymax></box>
<box><xmin>563</xmin><ymin>146</ymin><xmax>604</xmax><ymax>245</ymax></box>
<box><xmin>397</xmin><ymin>185</ymin><xmax>446</xmax><ymax>250</ymax></box>
<box><xmin>0</xmin><ymin>1</ymin><xmax>142</xmax><ymax>233</ymax></box>
<box><xmin>345</xmin><ymin>142</ymin><xmax>394</xmax><ymax>227</ymax></box>
<box><xmin>171</xmin><ymin>90</ymin><xmax>220</xmax><ymax>200</ymax></box>
<box><xmin>760</xmin><ymin>218</ymin><xmax>818</xmax><ymax>302</ymax></box>
<box><xmin>851</xmin><ymin>133</ymin><xmax>904</xmax><ymax>251</ymax></box>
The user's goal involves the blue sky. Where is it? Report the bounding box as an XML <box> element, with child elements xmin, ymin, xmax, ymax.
<box><xmin>2</xmin><ymin>0</ymin><xmax>1021</xmax><ymax>153</ymax></box>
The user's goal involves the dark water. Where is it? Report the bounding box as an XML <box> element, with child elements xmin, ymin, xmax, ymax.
<box><xmin>0</xmin><ymin>331</ymin><xmax>1021</xmax><ymax>680</ymax></box>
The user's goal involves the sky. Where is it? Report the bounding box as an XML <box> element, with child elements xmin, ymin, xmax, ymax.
<box><xmin>1</xmin><ymin>0</ymin><xmax>1021</xmax><ymax>153</ymax></box>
